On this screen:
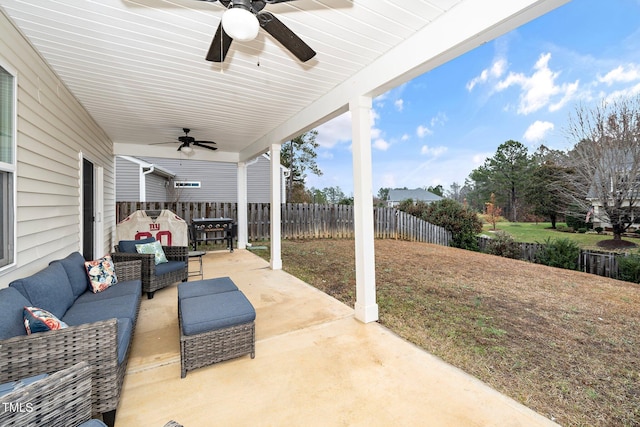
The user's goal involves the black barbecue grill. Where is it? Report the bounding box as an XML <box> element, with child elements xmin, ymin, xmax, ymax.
<box><xmin>190</xmin><ymin>218</ymin><xmax>236</xmax><ymax>252</ymax></box>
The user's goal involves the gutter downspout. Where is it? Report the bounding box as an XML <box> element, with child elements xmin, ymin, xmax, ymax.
<box><xmin>140</xmin><ymin>165</ymin><xmax>155</xmax><ymax>202</ymax></box>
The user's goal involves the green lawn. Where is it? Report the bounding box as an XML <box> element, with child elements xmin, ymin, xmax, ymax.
<box><xmin>481</xmin><ymin>221</ymin><xmax>639</xmax><ymax>249</ymax></box>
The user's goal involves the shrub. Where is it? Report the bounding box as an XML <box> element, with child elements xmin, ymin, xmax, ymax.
<box><xmin>485</xmin><ymin>231</ymin><xmax>521</xmax><ymax>259</ymax></box>
<box><xmin>617</xmin><ymin>253</ymin><xmax>640</xmax><ymax>283</ymax></box>
<box><xmin>595</xmin><ymin>227</ymin><xmax>604</xmax><ymax>234</ymax></box>
<box><xmin>577</xmin><ymin>227</ymin><xmax>588</xmax><ymax>234</ymax></box>
<box><xmin>535</xmin><ymin>237</ymin><xmax>580</xmax><ymax>270</ymax></box>
<box><xmin>418</xmin><ymin>199</ymin><xmax>483</xmax><ymax>251</ymax></box>
<box><xmin>556</xmin><ymin>224</ymin><xmax>574</xmax><ymax>233</ymax></box>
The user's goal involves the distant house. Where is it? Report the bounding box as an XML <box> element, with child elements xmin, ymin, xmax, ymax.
<box><xmin>387</xmin><ymin>188</ymin><xmax>443</xmax><ymax>207</ymax></box>
<box><xmin>116</xmin><ymin>154</ymin><xmax>288</xmax><ymax>203</ymax></box>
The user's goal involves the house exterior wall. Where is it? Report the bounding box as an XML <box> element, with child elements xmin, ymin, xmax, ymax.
<box><xmin>145</xmin><ymin>173</ymin><xmax>169</xmax><ymax>202</ymax></box>
<box><xmin>116</xmin><ymin>157</ymin><xmax>140</xmax><ymax>201</ymax></box>
<box><xmin>116</xmin><ymin>155</ymin><xmax>276</xmax><ymax>203</ymax></box>
<box><xmin>0</xmin><ymin>11</ymin><xmax>116</xmax><ymax>284</ymax></box>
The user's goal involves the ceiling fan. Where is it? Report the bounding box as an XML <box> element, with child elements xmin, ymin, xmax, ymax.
<box><xmin>198</xmin><ymin>0</ymin><xmax>316</xmax><ymax>63</ymax></box>
<box><xmin>171</xmin><ymin>128</ymin><xmax>218</xmax><ymax>153</ymax></box>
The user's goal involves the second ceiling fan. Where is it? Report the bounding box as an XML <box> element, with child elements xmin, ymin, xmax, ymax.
<box><xmin>198</xmin><ymin>0</ymin><xmax>316</xmax><ymax>63</ymax></box>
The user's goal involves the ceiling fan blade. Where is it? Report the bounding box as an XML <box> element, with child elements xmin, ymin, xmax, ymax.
<box><xmin>206</xmin><ymin>22</ymin><xmax>233</xmax><ymax>62</ymax></box>
<box><xmin>193</xmin><ymin>140</ymin><xmax>216</xmax><ymax>144</ymax></box>
<box><xmin>257</xmin><ymin>12</ymin><xmax>316</xmax><ymax>62</ymax></box>
<box><xmin>194</xmin><ymin>142</ymin><xmax>218</xmax><ymax>151</ymax></box>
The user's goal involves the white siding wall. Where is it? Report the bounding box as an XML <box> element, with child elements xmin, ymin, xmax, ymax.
<box><xmin>115</xmin><ymin>157</ymin><xmax>140</xmax><ymax>201</ymax></box>
<box><xmin>116</xmin><ymin>155</ymin><xmax>277</xmax><ymax>203</ymax></box>
<box><xmin>0</xmin><ymin>11</ymin><xmax>116</xmax><ymax>284</ymax></box>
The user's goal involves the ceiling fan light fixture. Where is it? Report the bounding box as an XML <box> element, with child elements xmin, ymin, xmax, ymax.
<box><xmin>180</xmin><ymin>145</ymin><xmax>194</xmax><ymax>154</ymax></box>
<box><xmin>222</xmin><ymin>7</ymin><xmax>259</xmax><ymax>42</ymax></box>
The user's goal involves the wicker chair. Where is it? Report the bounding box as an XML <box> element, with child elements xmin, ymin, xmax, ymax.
<box><xmin>112</xmin><ymin>245</ymin><xmax>188</xmax><ymax>299</ymax></box>
<box><xmin>0</xmin><ymin>261</ymin><xmax>141</xmax><ymax>427</ymax></box>
<box><xmin>0</xmin><ymin>361</ymin><xmax>93</xmax><ymax>427</ymax></box>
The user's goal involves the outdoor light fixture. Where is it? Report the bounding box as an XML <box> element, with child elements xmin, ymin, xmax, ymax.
<box><xmin>180</xmin><ymin>145</ymin><xmax>193</xmax><ymax>154</ymax></box>
<box><xmin>221</xmin><ymin>3</ymin><xmax>259</xmax><ymax>42</ymax></box>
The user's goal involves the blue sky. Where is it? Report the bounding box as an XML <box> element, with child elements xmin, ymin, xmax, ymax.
<box><xmin>306</xmin><ymin>0</ymin><xmax>640</xmax><ymax>197</ymax></box>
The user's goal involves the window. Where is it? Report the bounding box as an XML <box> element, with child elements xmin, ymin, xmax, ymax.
<box><xmin>174</xmin><ymin>181</ymin><xmax>201</xmax><ymax>188</ymax></box>
<box><xmin>0</xmin><ymin>65</ymin><xmax>15</xmax><ymax>269</ymax></box>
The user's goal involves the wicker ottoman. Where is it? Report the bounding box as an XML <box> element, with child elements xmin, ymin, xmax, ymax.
<box><xmin>178</xmin><ymin>281</ymin><xmax>255</xmax><ymax>378</ymax></box>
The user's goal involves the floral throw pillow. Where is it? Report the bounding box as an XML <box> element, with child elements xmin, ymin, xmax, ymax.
<box><xmin>135</xmin><ymin>240</ymin><xmax>168</xmax><ymax>265</ymax></box>
<box><xmin>85</xmin><ymin>255</ymin><xmax>118</xmax><ymax>293</ymax></box>
<box><xmin>23</xmin><ymin>306</ymin><xmax>68</xmax><ymax>335</ymax></box>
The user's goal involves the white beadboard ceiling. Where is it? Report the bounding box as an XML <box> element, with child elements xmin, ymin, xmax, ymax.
<box><xmin>0</xmin><ymin>0</ymin><xmax>569</xmax><ymax>162</ymax></box>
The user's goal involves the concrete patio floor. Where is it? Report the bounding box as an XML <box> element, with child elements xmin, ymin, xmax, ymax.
<box><xmin>115</xmin><ymin>249</ymin><xmax>558</xmax><ymax>427</ymax></box>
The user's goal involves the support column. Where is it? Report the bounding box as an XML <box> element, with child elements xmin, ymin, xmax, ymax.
<box><xmin>270</xmin><ymin>144</ymin><xmax>282</xmax><ymax>270</ymax></box>
<box><xmin>350</xmin><ymin>95</ymin><xmax>379</xmax><ymax>323</ymax></box>
<box><xmin>237</xmin><ymin>161</ymin><xmax>248</xmax><ymax>250</ymax></box>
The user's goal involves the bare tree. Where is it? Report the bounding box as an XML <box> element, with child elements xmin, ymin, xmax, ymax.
<box><xmin>565</xmin><ymin>95</ymin><xmax>640</xmax><ymax>241</ymax></box>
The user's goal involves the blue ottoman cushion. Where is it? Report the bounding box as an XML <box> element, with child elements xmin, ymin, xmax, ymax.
<box><xmin>180</xmin><ymin>291</ymin><xmax>255</xmax><ymax>336</ymax></box>
<box><xmin>178</xmin><ymin>277</ymin><xmax>238</xmax><ymax>300</ymax></box>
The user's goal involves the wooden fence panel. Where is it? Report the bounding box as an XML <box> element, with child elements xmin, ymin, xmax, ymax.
<box><xmin>116</xmin><ymin>201</ymin><xmax>450</xmax><ymax>245</ymax></box>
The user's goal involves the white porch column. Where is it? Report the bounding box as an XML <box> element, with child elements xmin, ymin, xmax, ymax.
<box><xmin>270</xmin><ymin>144</ymin><xmax>283</xmax><ymax>270</ymax></box>
<box><xmin>237</xmin><ymin>161</ymin><xmax>248</xmax><ymax>250</ymax></box>
<box><xmin>350</xmin><ymin>95</ymin><xmax>379</xmax><ymax>323</ymax></box>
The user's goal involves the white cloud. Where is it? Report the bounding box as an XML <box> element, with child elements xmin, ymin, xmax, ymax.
<box><xmin>315</xmin><ymin>112</ymin><xmax>352</xmax><ymax>148</ymax></box>
<box><xmin>523</xmin><ymin>120</ymin><xmax>555</xmax><ymax>143</ymax></box>
<box><xmin>598</xmin><ymin>64</ymin><xmax>640</xmax><ymax>86</ymax></box>
<box><xmin>495</xmin><ymin>52</ymin><xmax>579</xmax><ymax>115</ymax></box>
<box><xmin>401</xmin><ymin>134</ymin><xmax>410</xmax><ymax>141</ymax></box>
<box><xmin>420</xmin><ymin>145</ymin><xmax>447</xmax><ymax>157</ymax></box>
<box><xmin>466</xmin><ymin>58</ymin><xmax>507</xmax><ymax>91</ymax></box>
<box><xmin>373</xmin><ymin>138</ymin><xmax>390</xmax><ymax>151</ymax></box>
<box><xmin>416</xmin><ymin>125</ymin><xmax>432</xmax><ymax>138</ymax></box>
<box><xmin>394</xmin><ymin>99</ymin><xmax>404</xmax><ymax>112</ymax></box>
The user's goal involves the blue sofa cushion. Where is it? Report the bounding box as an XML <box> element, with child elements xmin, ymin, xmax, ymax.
<box><xmin>180</xmin><ymin>291</ymin><xmax>255</xmax><ymax>336</ymax></box>
<box><xmin>155</xmin><ymin>260</ymin><xmax>185</xmax><ymax>276</ymax></box>
<box><xmin>62</xmin><ymin>295</ymin><xmax>138</xmax><ymax>326</ymax></box>
<box><xmin>118</xmin><ymin>237</ymin><xmax>155</xmax><ymax>254</ymax></box>
<box><xmin>116</xmin><ymin>318</ymin><xmax>132</xmax><ymax>364</ymax></box>
<box><xmin>178</xmin><ymin>277</ymin><xmax>238</xmax><ymax>300</ymax></box>
<box><xmin>9</xmin><ymin>263</ymin><xmax>75</xmax><ymax>319</ymax></box>
<box><xmin>0</xmin><ymin>287</ymin><xmax>32</xmax><ymax>339</ymax></box>
<box><xmin>74</xmin><ymin>279</ymin><xmax>141</xmax><ymax>304</ymax></box>
<box><xmin>50</xmin><ymin>252</ymin><xmax>90</xmax><ymax>298</ymax></box>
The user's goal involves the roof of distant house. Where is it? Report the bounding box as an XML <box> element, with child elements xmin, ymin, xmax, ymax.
<box><xmin>388</xmin><ymin>188</ymin><xmax>443</xmax><ymax>203</ymax></box>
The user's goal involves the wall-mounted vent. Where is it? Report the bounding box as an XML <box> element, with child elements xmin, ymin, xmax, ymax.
<box><xmin>174</xmin><ymin>181</ymin><xmax>201</xmax><ymax>188</ymax></box>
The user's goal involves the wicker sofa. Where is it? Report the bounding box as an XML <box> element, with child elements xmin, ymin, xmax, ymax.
<box><xmin>0</xmin><ymin>362</ymin><xmax>100</xmax><ymax>426</ymax></box>
<box><xmin>111</xmin><ymin>237</ymin><xmax>188</xmax><ymax>299</ymax></box>
<box><xmin>0</xmin><ymin>253</ymin><xmax>142</xmax><ymax>427</ymax></box>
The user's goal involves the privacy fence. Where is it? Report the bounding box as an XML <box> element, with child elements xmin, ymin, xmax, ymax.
<box><xmin>116</xmin><ymin>201</ymin><xmax>451</xmax><ymax>246</ymax></box>
<box><xmin>477</xmin><ymin>236</ymin><xmax>624</xmax><ymax>279</ymax></box>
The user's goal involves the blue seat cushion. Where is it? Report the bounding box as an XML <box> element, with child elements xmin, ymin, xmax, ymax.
<box><xmin>49</xmin><ymin>252</ymin><xmax>90</xmax><ymax>298</ymax></box>
<box><xmin>180</xmin><ymin>291</ymin><xmax>255</xmax><ymax>336</ymax></box>
<box><xmin>62</xmin><ymin>295</ymin><xmax>138</xmax><ymax>326</ymax></box>
<box><xmin>74</xmin><ymin>279</ymin><xmax>141</xmax><ymax>304</ymax></box>
<box><xmin>118</xmin><ymin>237</ymin><xmax>155</xmax><ymax>254</ymax></box>
<box><xmin>155</xmin><ymin>260</ymin><xmax>185</xmax><ymax>276</ymax></box>
<box><xmin>78</xmin><ymin>420</ymin><xmax>108</xmax><ymax>427</ymax></box>
<box><xmin>9</xmin><ymin>263</ymin><xmax>75</xmax><ymax>319</ymax></box>
<box><xmin>116</xmin><ymin>318</ymin><xmax>132</xmax><ymax>364</ymax></box>
<box><xmin>0</xmin><ymin>288</ymin><xmax>31</xmax><ymax>339</ymax></box>
<box><xmin>178</xmin><ymin>277</ymin><xmax>238</xmax><ymax>301</ymax></box>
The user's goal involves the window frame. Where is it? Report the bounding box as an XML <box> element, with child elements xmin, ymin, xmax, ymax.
<box><xmin>0</xmin><ymin>60</ymin><xmax>17</xmax><ymax>271</ymax></box>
